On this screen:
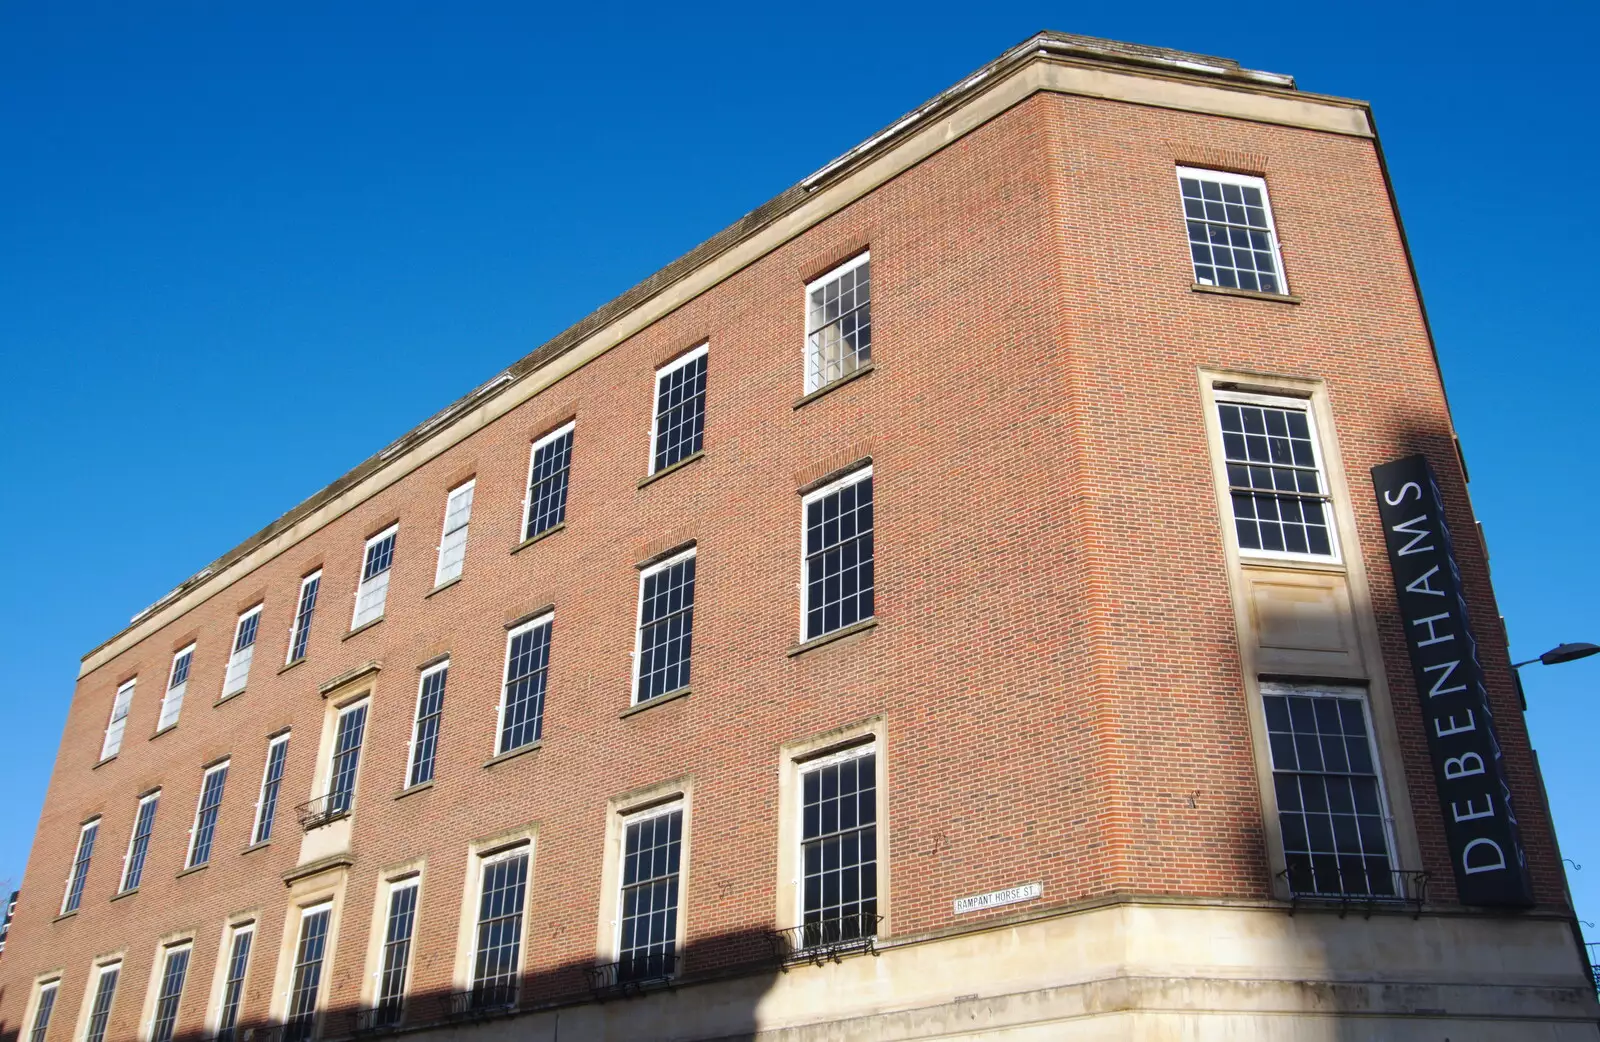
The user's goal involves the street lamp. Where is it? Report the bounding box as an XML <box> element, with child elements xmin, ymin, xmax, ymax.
<box><xmin>1511</xmin><ymin>642</ymin><xmax>1600</xmax><ymax>670</ymax></box>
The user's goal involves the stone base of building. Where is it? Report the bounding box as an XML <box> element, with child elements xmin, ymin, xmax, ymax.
<box><xmin>388</xmin><ymin>898</ymin><xmax>1600</xmax><ymax>1041</ymax></box>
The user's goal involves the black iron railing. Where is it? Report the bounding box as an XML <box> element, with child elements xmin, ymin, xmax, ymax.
<box><xmin>351</xmin><ymin>1002</ymin><xmax>403</xmax><ymax>1035</ymax></box>
<box><xmin>586</xmin><ymin>951</ymin><xmax>678</xmax><ymax>999</ymax></box>
<box><xmin>1276</xmin><ymin>866</ymin><xmax>1429</xmax><ymax>919</ymax></box>
<box><xmin>769</xmin><ymin>912</ymin><xmax>883</xmax><ymax>967</ymax></box>
<box><xmin>295</xmin><ymin>792</ymin><xmax>352</xmax><ymax>831</ymax></box>
<box><xmin>1586</xmin><ymin>941</ymin><xmax>1598</xmax><ymax>996</ymax></box>
<box><xmin>243</xmin><ymin>1027</ymin><xmax>285</xmax><ymax>1042</ymax></box>
<box><xmin>444</xmin><ymin>980</ymin><xmax>518</xmax><ymax>1020</ymax></box>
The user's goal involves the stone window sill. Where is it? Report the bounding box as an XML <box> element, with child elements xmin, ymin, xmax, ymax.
<box><xmin>110</xmin><ymin>888</ymin><xmax>138</xmax><ymax>903</ymax></box>
<box><xmin>395</xmin><ymin>780</ymin><xmax>435</xmax><ymax>800</ymax></box>
<box><xmin>175</xmin><ymin>863</ymin><xmax>209</xmax><ymax>880</ymax></box>
<box><xmin>794</xmin><ymin>363</ymin><xmax>875</xmax><ymax>409</ymax></box>
<box><xmin>483</xmin><ymin>741</ymin><xmax>542</xmax><ymax>770</ymax></box>
<box><xmin>53</xmin><ymin>910</ymin><xmax>79</xmax><ymax>923</ymax></box>
<box><xmin>426</xmin><ymin>576</ymin><xmax>463</xmax><ymax>599</ymax></box>
<box><xmin>620</xmin><ymin>687</ymin><xmax>691</xmax><ymax>718</ymax></box>
<box><xmin>1191</xmin><ymin>282</ymin><xmax>1301</xmax><ymax>304</ymax></box>
<box><xmin>278</xmin><ymin>657</ymin><xmax>306</xmax><ymax>676</ymax></box>
<box><xmin>788</xmin><ymin>618</ymin><xmax>879</xmax><ymax>658</ymax></box>
<box><xmin>511</xmin><ymin>523</ymin><xmax>566</xmax><ymax>555</ymax></box>
<box><xmin>92</xmin><ymin>755</ymin><xmax>117</xmax><ymax>770</ymax></box>
<box><xmin>638</xmin><ymin>450</ymin><xmax>705</xmax><ymax>489</ymax></box>
<box><xmin>342</xmin><ymin>617</ymin><xmax>385</xmax><ymax>641</ymax></box>
<box><xmin>149</xmin><ymin>725</ymin><xmax>176</xmax><ymax>742</ymax></box>
<box><xmin>213</xmin><ymin>691</ymin><xmax>244</xmax><ymax>708</ymax></box>
<box><xmin>241</xmin><ymin>841</ymin><xmax>271</xmax><ymax>856</ymax></box>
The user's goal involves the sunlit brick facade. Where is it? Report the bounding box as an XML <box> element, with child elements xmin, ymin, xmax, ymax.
<box><xmin>3</xmin><ymin>33</ymin><xmax>1596</xmax><ymax>1042</ymax></box>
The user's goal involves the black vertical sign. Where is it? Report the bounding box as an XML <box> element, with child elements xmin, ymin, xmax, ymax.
<box><xmin>1371</xmin><ymin>454</ymin><xmax>1533</xmax><ymax>906</ymax></box>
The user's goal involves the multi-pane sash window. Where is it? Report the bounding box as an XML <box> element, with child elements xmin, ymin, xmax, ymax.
<box><xmin>497</xmin><ymin>616</ymin><xmax>551</xmax><ymax>755</ymax></box>
<box><xmin>805</xmin><ymin>252</ymin><xmax>871</xmax><ymax>392</ymax></box>
<box><xmin>221</xmin><ymin>606</ymin><xmax>261</xmax><ymax>699</ymax></box>
<box><xmin>801</xmin><ymin>466</ymin><xmax>875</xmax><ymax>641</ymax></box>
<box><xmin>157</xmin><ymin>645</ymin><xmax>194</xmax><ymax>732</ymax></box>
<box><xmin>617</xmin><ymin>805</ymin><xmax>682</xmax><ymax>981</ymax></box>
<box><xmin>633</xmin><ymin>550</ymin><xmax>695</xmax><ymax>704</ymax></box>
<box><xmin>186</xmin><ymin>762</ymin><xmax>229</xmax><ymax>868</ymax></box>
<box><xmin>1216</xmin><ymin>396</ymin><xmax>1336</xmax><ymax>559</ymax></box>
<box><xmin>251</xmin><ymin>734</ymin><xmax>289</xmax><ymax>845</ymax></box>
<box><xmin>27</xmin><ymin>980</ymin><xmax>58</xmax><ymax>1042</ymax></box>
<box><xmin>286</xmin><ymin>571</ymin><xmax>321</xmax><ymax>665</ymax></box>
<box><xmin>522</xmin><ymin>422</ymin><xmax>574</xmax><ymax>542</ymax></box>
<box><xmin>101</xmin><ymin>679</ymin><xmax>136</xmax><ymax>760</ymax></box>
<box><xmin>327</xmin><ymin>703</ymin><xmax>368</xmax><ymax>816</ymax></box>
<box><xmin>800</xmin><ymin>745</ymin><xmax>878</xmax><ymax>944</ymax></box>
<box><xmin>471</xmin><ymin>847</ymin><xmax>528</xmax><ymax>1007</ymax></box>
<box><xmin>434</xmin><ymin>480</ymin><xmax>475</xmax><ymax>587</ymax></box>
<box><xmin>407</xmin><ymin>663</ymin><xmax>447</xmax><ymax>788</ymax></box>
<box><xmin>374</xmin><ymin>878</ymin><xmax>418</xmax><ymax>1026</ymax></box>
<box><xmin>84</xmin><ymin>962</ymin><xmax>120</xmax><ymax>1042</ymax></box>
<box><xmin>1265</xmin><ymin>686</ymin><xmax>1397</xmax><ymax>899</ymax></box>
<box><xmin>119</xmin><ymin>793</ymin><xmax>159</xmax><ymax>892</ymax></box>
<box><xmin>352</xmin><ymin>526</ymin><xmax>398</xmax><ymax>629</ymax></box>
<box><xmin>215</xmin><ymin>924</ymin><xmax>253</xmax><ymax>1042</ymax></box>
<box><xmin>61</xmin><ymin>819</ymin><xmax>98</xmax><ymax>914</ymax></box>
<box><xmin>284</xmin><ymin>904</ymin><xmax>331</xmax><ymax>1042</ymax></box>
<box><xmin>1177</xmin><ymin>167</ymin><xmax>1287</xmax><ymax>294</ymax></box>
<box><xmin>150</xmin><ymin>944</ymin><xmax>191</xmax><ymax>1042</ymax></box>
<box><xmin>650</xmin><ymin>346</ymin><xmax>707</xmax><ymax>474</ymax></box>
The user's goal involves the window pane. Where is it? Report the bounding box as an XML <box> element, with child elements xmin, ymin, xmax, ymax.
<box><xmin>636</xmin><ymin>555</ymin><xmax>695</xmax><ymax>702</ymax></box>
<box><xmin>499</xmin><ymin>622</ymin><xmax>551</xmax><ymax>753</ymax></box>
<box><xmin>804</xmin><ymin>473</ymin><xmax>875</xmax><ymax>640</ymax></box>
<box><xmin>806</xmin><ymin>257</ymin><xmax>872</xmax><ymax>391</ymax></box>
<box><xmin>525</xmin><ymin>427</ymin><xmax>573</xmax><ymax>540</ymax></box>
<box><xmin>652</xmin><ymin>352</ymin><xmax>707</xmax><ymax>472</ymax></box>
<box><xmin>800</xmin><ymin>752</ymin><xmax>878</xmax><ymax>942</ymax></box>
<box><xmin>1179</xmin><ymin>171</ymin><xmax>1285</xmax><ymax>293</ymax></box>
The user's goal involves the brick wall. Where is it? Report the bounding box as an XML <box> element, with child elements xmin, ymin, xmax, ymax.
<box><xmin>0</xmin><ymin>86</ymin><xmax>1562</xmax><ymax>1040</ymax></box>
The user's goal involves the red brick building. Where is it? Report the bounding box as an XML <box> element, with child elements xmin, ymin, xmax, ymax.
<box><xmin>2</xmin><ymin>32</ymin><xmax>1596</xmax><ymax>1042</ymax></box>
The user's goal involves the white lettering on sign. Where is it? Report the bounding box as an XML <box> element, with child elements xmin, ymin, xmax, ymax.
<box><xmin>953</xmin><ymin>882</ymin><xmax>1042</xmax><ymax>915</ymax></box>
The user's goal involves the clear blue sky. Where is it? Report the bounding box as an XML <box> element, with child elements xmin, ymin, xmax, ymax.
<box><xmin>2</xmin><ymin>2</ymin><xmax>1595</xmax><ymax>948</ymax></box>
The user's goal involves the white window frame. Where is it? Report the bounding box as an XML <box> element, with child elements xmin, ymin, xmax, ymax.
<box><xmin>793</xmin><ymin>741</ymin><xmax>880</xmax><ymax>932</ymax></box>
<box><xmin>250</xmin><ymin>732</ymin><xmax>290</xmax><ymax>846</ymax></box>
<box><xmin>148</xmin><ymin>940</ymin><xmax>193</xmax><ymax>1042</ymax></box>
<box><xmin>221</xmin><ymin>605</ymin><xmax>262</xmax><ymax>699</ymax></box>
<box><xmin>611</xmin><ymin>800</ymin><xmax>685</xmax><ymax>973</ymax></box>
<box><xmin>185</xmin><ymin>761</ymin><xmax>230</xmax><ymax>869</ymax></box>
<box><xmin>101</xmin><ymin>679</ymin><xmax>136</xmax><ymax>761</ymax></box>
<box><xmin>469</xmin><ymin>844</ymin><xmax>531</xmax><ymax>993</ymax></box>
<box><xmin>27</xmin><ymin>978</ymin><xmax>60</xmax><ymax>1042</ymax></box>
<box><xmin>61</xmin><ymin>817</ymin><xmax>100</xmax><ymax>915</ymax></box>
<box><xmin>406</xmin><ymin>661</ymin><xmax>448</xmax><ymax>788</ymax></box>
<box><xmin>803</xmin><ymin>251</ymin><xmax>871</xmax><ymax>394</ymax></box>
<box><xmin>1213</xmin><ymin>390</ymin><xmax>1341</xmax><ymax>564</ymax></box>
<box><xmin>496</xmin><ymin>612</ymin><xmax>553</xmax><ymax>756</ymax></box>
<box><xmin>83</xmin><ymin>959</ymin><xmax>122</xmax><ymax>1042</ymax></box>
<box><xmin>648</xmin><ymin>344</ymin><xmax>709</xmax><ymax>475</ymax></box>
<box><xmin>285</xmin><ymin>571</ymin><xmax>321</xmax><ymax>665</ymax></box>
<box><xmin>1259</xmin><ymin>681</ymin><xmax>1401</xmax><ymax>896</ymax></box>
<box><xmin>157</xmin><ymin>645</ymin><xmax>194</xmax><ymax>732</ymax></box>
<box><xmin>520</xmin><ymin>421</ymin><xmax>575</xmax><ymax>542</ymax></box>
<box><xmin>1175</xmin><ymin>166</ymin><xmax>1289</xmax><ymax>294</ymax></box>
<box><xmin>283</xmin><ymin>901</ymin><xmax>334</xmax><ymax>1036</ymax></box>
<box><xmin>373</xmin><ymin>875</ymin><xmax>420</xmax><ymax>1017</ymax></box>
<box><xmin>119</xmin><ymin>791</ymin><xmax>160</xmax><ymax>893</ymax></box>
<box><xmin>322</xmin><ymin>700</ymin><xmax>370</xmax><ymax>816</ymax></box>
<box><xmin>352</xmin><ymin>524</ymin><xmax>399</xmax><ymax>629</ymax></box>
<box><xmin>798</xmin><ymin>463</ymin><xmax>874</xmax><ymax>641</ymax></box>
<box><xmin>630</xmin><ymin>548</ymin><xmax>696</xmax><ymax>705</ymax></box>
<box><xmin>211</xmin><ymin>919</ymin><xmax>254</xmax><ymax>1041</ymax></box>
<box><xmin>433</xmin><ymin>480</ymin><xmax>475</xmax><ymax>587</ymax></box>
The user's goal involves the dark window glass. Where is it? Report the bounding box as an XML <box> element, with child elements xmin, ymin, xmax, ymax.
<box><xmin>652</xmin><ymin>352</ymin><xmax>707</xmax><ymax>473</ymax></box>
<box><xmin>328</xmin><ymin>705</ymin><xmax>367</xmax><ymax>816</ymax></box>
<box><xmin>216</xmin><ymin>927</ymin><xmax>253</xmax><ymax>1042</ymax></box>
<box><xmin>188</xmin><ymin>765</ymin><xmax>229</xmax><ymax>867</ymax></box>
<box><xmin>524</xmin><ymin>428</ymin><xmax>573</xmax><ymax>541</ymax></box>
<box><xmin>1266</xmin><ymin>691</ymin><xmax>1395</xmax><ymax>898</ymax></box>
<box><xmin>1180</xmin><ymin>173</ymin><xmax>1283</xmax><ymax>293</ymax></box>
<box><xmin>409</xmin><ymin>666</ymin><xmax>447</xmax><ymax>787</ymax></box>
<box><xmin>806</xmin><ymin>256</ymin><xmax>872</xmax><ymax>390</ymax></box>
<box><xmin>28</xmin><ymin>983</ymin><xmax>57</xmax><ymax>1042</ymax></box>
<box><xmin>289</xmin><ymin>574</ymin><xmax>320</xmax><ymax>663</ymax></box>
<box><xmin>284</xmin><ymin>907</ymin><xmax>330</xmax><ymax>1042</ymax></box>
<box><xmin>619</xmin><ymin>809</ymin><xmax>682</xmax><ymax>981</ymax></box>
<box><xmin>801</xmin><ymin>751</ymin><xmax>878</xmax><ymax>945</ymax></box>
<box><xmin>150</xmin><ymin>947</ymin><xmax>190</xmax><ymax>1042</ymax></box>
<box><xmin>804</xmin><ymin>473</ymin><xmax>875</xmax><ymax>640</ymax></box>
<box><xmin>636</xmin><ymin>555</ymin><xmax>695</xmax><ymax>702</ymax></box>
<box><xmin>1218</xmin><ymin>402</ymin><xmax>1333</xmax><ymax>557</ymax></box>
<box><xmin>375</xmin><ymin>882</ymin><xmax>418</xmax><ymax>1026</ymax></box>
<box><xmin>84</xmin><ymin>966</ymin><xmax>118</xmax><ymax>1042</ymax></box>
<box><xmin>472</xmin><ymin>851</ymin><xmax>528</xmax><ymax>1007</ymax></box>
<box><xmin>121</xmin><ymin>795</ymin><xmax>159</xmax><ymax>891</ymax></box>
<box><xmin>253</xmin><ymin>737</ymin><xmax>289</xmax><ymax>845</ymax></box>
<box><xmin>63</xmin><ymin>822</ymin><xmax>97</xmax><ymax>914</ymax></box>
<box><xmin>499</xmin><ymin>622</ymin><xmax>551</xmax><ymax>754</ymax></box>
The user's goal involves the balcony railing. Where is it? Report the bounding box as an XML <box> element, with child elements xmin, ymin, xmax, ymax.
<box><xmin>351</xmin><ymin>1002</ymin><xmax>403</xmax><ymax>1035</ymax></box>
<box><xmin>295</xmin><ymin>791</ymin><xmax>353</xmax><ymax>831</ymax></box>
<box><xmin>769</xmin><ymin>912</ymin><xmax>883</xmax><ymax>967</ymax></box>
<box><xmin>1277</xmin><ymin>866</ymin><xmax>1429</xmax><ymax>919</ymax></box>
<box><xmin>1587</xmin><ymin>942</ymin><xmax>1598</xmax><ymax>997</ymax></box>
<box><xmin>585</xmin><ymin>951</ymin><xmax>678</xmax><ymax>1000</ymax></box>
<box><xmin>444</xmin><ymin>979</ymin><xmax>518</xmax><ymax>1020</ymax></box>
